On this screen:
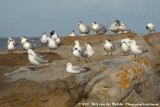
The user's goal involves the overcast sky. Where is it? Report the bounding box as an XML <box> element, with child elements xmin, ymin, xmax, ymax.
<box><xmin>0</xmin><ymin>0</ymin><xmax>160</xmax><ymax>38</ymax></box>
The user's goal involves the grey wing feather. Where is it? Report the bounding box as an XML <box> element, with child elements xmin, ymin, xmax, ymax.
<box><xmin>111</xmin><ymin>43</ymin><xmax>115</xmax><ymax>50</ymax></box>
<box><xmin>80</xmin><ymin>48</ymin><xmax>88</xmax><ymax>58</ymax></box>
<box><xmin>34</xmin><ymin>55</ymin><xmax>48</xmax><ymax>63</ymax></box>
<box><xmin>72</xmin><ymin>66</ymin><xmax>81</xmax><ymax>70</ymax></box>
<box><xmin>137</xmin><ymin>46</ymin><xmax>148</xmax><ymax>53</ymax></box>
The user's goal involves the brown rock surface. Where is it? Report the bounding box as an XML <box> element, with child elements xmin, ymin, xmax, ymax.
<box><xmin>0</xmin><ymin>33</ymin><xmax>160</xmax><ymax>107</ymax></box>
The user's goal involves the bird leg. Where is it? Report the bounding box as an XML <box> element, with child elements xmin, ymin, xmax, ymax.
<box><xmin>106</xmin><ymin>51</ymin><xmax>108</xmax><ymax>56</ymax></box>
<box><xmin>110</xmin><ymin>51</ymin><xmax>112</xmax><ymax>56</ymax></box>
<box><xmin>85</xmin><ymin>58</ymin><xmax>87</xmax><ymax>62</ymax></box>
<box><xmin>35</xmin><ymin>65</ymin><xmax>37</xmax><ymax>71</ymax></box>
<box><xmin>78</xmin><ymin>57</ymin><xmax>80</xmax><ymax>61</ymax></box>
<box><xmin>89</xmin><ymin>58</ymin><xmax>91</xmax><ymax>62</ymax></box>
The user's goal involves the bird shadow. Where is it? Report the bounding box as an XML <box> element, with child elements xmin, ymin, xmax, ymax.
<box><xmin>28</xmin><ymin>66</ymin><xmax>36</xmax><ymax>71</ymax></box>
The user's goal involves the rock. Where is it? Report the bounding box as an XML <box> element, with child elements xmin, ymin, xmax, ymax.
<box><xmin>0</xmin><ymin>33</ymin><xmax>160</xmax><ymax>107</ymax></box>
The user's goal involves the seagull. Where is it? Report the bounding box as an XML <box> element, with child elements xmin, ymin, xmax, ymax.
<box><xmin>73</xmin><ymin>40</ymin><xmax>81</xmax><ymax>50</ymax></box>
<box><xmin>50</xmin><ymin>30</ymin><xmax>61</xmax><ymax>45</ymax></box>
<box><xmin>46</xmin><ymin>37</ymin><xmax>58</xmax><ymax>53</ymax></box>
<box><xmin>72</xmin><ymin>48</ymin><xmax>82</xmax><ymax>61</ymax></box>
<box><xmin>80</xmin><ymin>42</ymin><xmax>94</xmax><ymax>62</ymax></box>
<box><xmin>22</xmin><ymin>40</ymin><xmax>34</xmax><ymax>50</ymax></box>
<box><xmin>104</xmin><ymin>39</ymin><xmax>115</xmax><ymax>56</ymax></box>
<box><xmin>90</xmin><ymin>22</ymin><xmax>108</xmax><ymax>34</ymax></box>
<box><xmin>27</xmin><ymin>49</ymin><xmax>49</xmax><ymax>70</ymax></box>
<box><xmin>7</xmin><ymin>40</ymin><xmax>16</xmax><ymax>52</ymax></box>
<box><xmin>129</xmin><ymin>40</ymin><xmax>149</xmax><ymax>61</ymax></box>
<box><xmin>40</xmin><ymin>33</ymin><xmax>48</xmax><ymax>46</ymax></box>
<box><xmin>69</xmin><ymin>30</ymin><xmax>77</xmax><ymax>36</ymax></box>
<box><xmin>146</xmin><ymin>23</ymin><xmax>155</xmax><ymax>33</ymax></box>
<box><xmin>78</xmin><ymin>21</ymin><xmax>90</xmax><ymax>36</ymax></box>
<box><xmin>66</xmin><ymin>63</ymin><xmax>90</xmax><ymax>73</ymax></box>
<box><xmin>8</xmin><ymin>37</ymin><xmax>18</xmax><ymax>46</ymax></box>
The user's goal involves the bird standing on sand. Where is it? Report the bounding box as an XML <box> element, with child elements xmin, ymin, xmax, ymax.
<box><xmin>66</xmin><ymin>63</ymin><xmax>90</xmax><ymax>73</ymax></box>
<box><xmin>78</xmin><ymin>21</ymin><xmax>90</xmax><ymax>36</ymax></box>
<box><xmin>129</xmin><ymin>39</ymin><xmax>149</xmax><ymax>61</ymax></box>
<box><xmin>47</xmin><ymin>37</ymin><xmax>58</xmax><ymax>54</ymax></box>
<box><xmin>80</xmin><ymin>42</ymin><xmax>94</xmax><ymax>62</ymax></box>
<box><xmin>104</xmin><ymin>39</ymin><xmax>115</xmax><ymax>56</ymax></box>
<box><xmin>50</xmin><ymin>30</ymin><xmax>61</xmax><ymax>45</ymax></box>
<box><xmin>90</xmin><ymin>22</ymin><xmax>108</xmax><ymax>34</ymax></box>
<box><xmin>69</xmin><ymin>30</ymin><xmax>77</xmax><ymax>36</ymax></box>
<box><xmin>7</xmin><ymin>40</ymin><xmax>16</xmax><ymax>52</ymax></box>
<box><xmin>27</xmin><ymin>49</ymin><xmax>49</xmax><ymax>70</ymax></box>
<box><xmin>40</xmin><ymin>33</ymin><xmax>48</xmax><ymax>46</ymax></box>
<box><xmin>146</xmin><ymin>23</ymin><xmax>155</xmax><ymax>33</ymax></box>
<box><xmin>121</xmin><ymin>41</ymin><xmax>130</xmax><ymax>56</ymax></box>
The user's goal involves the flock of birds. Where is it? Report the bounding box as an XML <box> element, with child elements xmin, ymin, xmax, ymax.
<box><xmin>6</xmin><ymin>20</ymin><xmax>153</xmax><ymax>73</ymax></box>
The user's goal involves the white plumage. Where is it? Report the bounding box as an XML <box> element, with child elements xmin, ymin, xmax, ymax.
<box><xmin>50</xmin><ymin>30</ymin><xmax>61</xmax><ymax>45</ymax></box>
<box><xmin>78</xmin><ymin>21</ymin><xmax>90</xmax><ymax>36</ymax></box>
<box><xmin>69</xmin><ymin>30</ymin><xmax>77</xmax><ymax>36</ymax></box>
<box><xmin>104</xmin><ymin>39</ymin><xmax>115</xmax><ymax>56</ymax></box>
<box><xmin>73</xmin><ymin>40</ymin><xmax>81</xmax><ymax>50</ymax></box>
<box><xmin>40</xmin><ymin>33</ymin><xmax>48</xmax><ymax>46</ymax></box>
<box><xmin>146</xmin><ymin>23</ymin><xmax>155</xmax><ymax>33</ymax></box>
<box><xmin>90</xmin><ymin>22</ymin><xmax>108</xmax><ymax>34</ymax></box>
<box><xmin>47</xmin><ymin>37</ymin><xmax>58</xmax><ymax>53</ymax></box>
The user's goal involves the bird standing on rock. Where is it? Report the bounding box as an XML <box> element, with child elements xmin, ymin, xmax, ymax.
<box><xmin>47</xmin><ymin>37</ymin><xmax>58</xmax><ymax>54</ymax></box>
<box><xmin>104</xmin><ymin>39</ymin><xmax>115</xmax><ymax>56</ymax></box>
<box><xmin>40</xmin><ymin>33</ymin><xmax>48</xmax><ymax>46</ymax></box>
<box><xmin>69</xmin><ymin>30</ymin><xmax>77</xmax><ymax>36</ymax></box>
<box><xmin>50</xmin><ymin>30</ymin><xmax>61</xmax><ymax>45</ymax></box>
<box><xmin>80</xmin><ymin>42</ymin><xmax>94</xmax><ymax>62</ymax></box>
<box><xmin>78</xmin><ymin>21</ymin><xmax>90</xmax><ymax>36</ymax></box>
<box><xmin>27</xmin><ymin>49</ymin><xmax>49</xmax><ymax>70</ymax></box>
<box><xmin>66</xmin><ymin>63</ymin><xmax>90</xmax><ymax>73</ymax></box>
<box><xmin>90</xmin><ymin>22</ymin><xmax>108</xmax><ymax>35</ymax></box>
<box><xmin>146</xmin><ymin>23</ymin><xmax>155</xmax><ymax>33</ymax></box>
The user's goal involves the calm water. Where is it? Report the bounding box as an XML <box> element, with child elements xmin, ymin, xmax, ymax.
<box><xmin>0</xmin><ymin>37</ymin><xmax>41</xmax><ymax>51</ymax></box>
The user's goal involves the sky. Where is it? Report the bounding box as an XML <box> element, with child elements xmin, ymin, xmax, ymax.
<box><xmin>0</xmin><ymin>0</ymin><xmax>160</xmax><ymax>38</ymax></box>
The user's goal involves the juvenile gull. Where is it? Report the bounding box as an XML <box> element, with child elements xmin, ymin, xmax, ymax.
<box><xmin>78</xmin><ymin>21</ymin><xmax>90</xmax><ymax>36</ymax></box>
<box><xmin>66</xmin><ymin>63</ymin><xmax>90</xmax><ymax>73</ymax></box>
<box><xmin>104</xmin><ymin>39</ymin><xmax>115</xmax><ymax>56</ymax></box>
<box><xmin>40</xmin><ymin>33</ymin><xmax>48</xmax><ymax>46</ymax></box>
<box><xmin>27</xmin><ymin>49</ymin><xmax>49</xmax><ymax>70</ymax></box>
<box><xmin>90</xmin><ymin>22</ymin><xmax>108</xmax><ymax>34</ymax></box>
<box><xmin>80</xmin><ymin>42</ymin><xmax>94</xmax><ymax>62</ymax></box>
<box><xmin>129</xmin><ymin>40</ymin><xmax>149</xmax><ymax>61</ymax></box>
<box><xmin>146</xmin><ymin>23</ymin><xmax>155</xmax><ymax>33</ymax></box>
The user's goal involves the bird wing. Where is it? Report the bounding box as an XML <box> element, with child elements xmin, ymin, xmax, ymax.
<box><xmin>111</xmin><ymin>43</ymin><xmax>115</xmax><ymax>50</ymax></box>
<box><xmin>137</xmin><ymin>45</ymin><xmax>148</xmax><ymax>53</ymax></box>
<box><xmin>34</xmin><ymin>55</ymin><xmax>48</xmax><ymax>63</ymax></box>
<box><xmin>80</xmin><ymin>48</ymin><xmax>88</xmax><ymax>58</ymax></box>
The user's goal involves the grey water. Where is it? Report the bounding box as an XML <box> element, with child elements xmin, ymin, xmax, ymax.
<box><xmin>0</xmin><ymin>37</ymin><xmax>41</xmax><ymax>51</ymax></box>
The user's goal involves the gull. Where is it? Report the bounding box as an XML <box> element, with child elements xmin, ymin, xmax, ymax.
<box><xmin>129</xmin><ymin>40</ymin><xmax>149</xmax><ymax>61</ymax></box>
<box><xmin>46</xmin><ymin>37</ymin><xmax>58</xmax><ymax>53</ymax></box>
<box><xmin>104</xmin><ymin>39</ymin><xmax>115</xmax><ymax>56</ymax></box>
<box><xmin>66</xmin><ymin>63</ymin><xmax>90</xmax><ymax>73</ymax></box>
<box><xmin>69</xmin><ymin>30</ymin><xmax>77</xmax><ymax>36</ymax></box>
<box><xmin>78</xmin><ymin>21</ymin><xmax>90</xmax><ymax>36</ymax></box>
<box><xmin>8</xmin><ymin>37</ymin><xmax>18</xmax><ymax>46</ymax></box>
<box><xmin>72</xmin><ymin>48</ymin><xmax>82</xmax><ymax>61</ymax></box>
<box><xmin>27</xmin><ymin>49</ymin><xmax>49</xmax><ymax>70</ymax></box>
<box><xmin>40</xmin><ymin>33</ymin><xmax>48</xmax><ymax>46</ymax></box>
<box><xmin>73</xmin><ymin>40</ymin><xmax>81</xmax><ymax>50</ymax></box>
<box><xmin>90</xmin><ymin>22</ymin><xmax>108</xmax><ymax>34</ymax></box>
<box><xmin>7</xmin><ymin>40</ymin><xmax>16</xmax><ymax>52</ymax></box>
<box><xmin>22</xmin><ymin>40</ymin><xmax>34</xmax><ymax>50</ymax></box>
<box><xmin>80</xmin><ymin>42</ymin><xmax>94</xmax><ymax>62</ymax></box>
<box><xmin>50</xmin><ymin>30</ymin><xmax>61</xmax><ymax>45</ymax></box>
<box><xmin>146</xmin><ymin>23</ymin><xmax>155</xmax><ymax>33</ymax></box>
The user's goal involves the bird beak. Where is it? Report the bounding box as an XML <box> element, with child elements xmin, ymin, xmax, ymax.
<box><xmin>128</xmin><ymin>38</ymin><xmax>134</xmax><ymax>40</ymax></box>
<box><xmin>19</xmin><ymin>38</ymin><xmax>22</xmax><ymax>40</ymax></box>
<box><xmin>104</xmin><ymin>41</ymin><xmax>107</xmax><ymax>43</ymax></box>
<box><xmin>78</xmin><ymin>23</ymin><xmax>80</xmax><ymax>26</ymax></box>
<box><xmin>82</xmin><ymin>45</ymin><xmax>87</xmax><ymax>48</ymax></box>
<box><xmin>90</xmin><ymin>24</ymin><xmax>93</xmax><ymax>26</ymax></box>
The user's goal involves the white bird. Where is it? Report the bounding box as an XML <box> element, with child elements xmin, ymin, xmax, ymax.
<box><xmin>110</xmin><ymin>20</ymin><xmax>130</xmax><ymax>34</ymax></box>
<box><xmin>40</xmin><ymin>33</ymin><xmax>48</xmax><ymax>46</ymax></box>
<box><xmin>90</xmin><ymin>22</ymin><xmax>108</xmax><ymax>34</ymax></box>
<box><xmin>27</xmin><ymin>49</ymin><xmax>49</xmax><ymax>70</ymax></box>
<box><xmin>7</xmin><ymin>40</ymin><xmax>16</xmax><ymax>52</ymax></box>
<box><xmin>69</xmin><ymin>30</ymin><xmax>77</xmax><ymax>36</ymax></box>
<box><xmin>146</xmin><ymin>23</ymin><xmax>155</xmax><ymax>33</ymax></box>
<box><xmin>129</xmin><ymin>40</ymin><xmax>149</xmax><ymax>61</ymax></box>
<box><xmin>72</xmin><ymin>48</ymin><xmax>82</xmax><ymax>61</ymax></box>
<box><xmin>78</xmin><ymin>21</ymin><xmax>90</xmax><ymax>36</ymax></box>
<box><xmin>66</xmin><ymin>63</ymin><xmax>90</xmax><ymax>73</ymax></box>
<box><xmin>47</xmin><ymin>37</ymin><xmax>59</xmax><ymax>53</ymax></box>
<box><xmin>73</xmin><ymin>40</ymin><xmax>81</xmax><ymax>50</ymax></box>
<box><xmin>50</xmin><ymin>30</ymin><xmax>61</xmax><ymax>45</ymax></box>
<box><xmin>104</xmin><ymin>39</ymin><xmax>115</xmax><ymax>56</ymax></box>
<box><xmin>121</xmin><ymin>41</ymin><xmax>130</xmax><ymax>56</ymax></box>
<box><xmin>8</xmin><ymin>37</ymin><xmax>18</xmax><ymax>46</ymax></box>
<box><xmin>80</xmin><ymin>42</ymin><xmax>94</xmax><ymax>62</ymax></box>
<box><xmin>22</xmin><ymin>40</ymin><xmax>34</xmax><ymax>50</ymax></box>
<box><xmin>19</xmin><ymin>37</ymin><xmax>28</xmax><ymax>45</ymax></box>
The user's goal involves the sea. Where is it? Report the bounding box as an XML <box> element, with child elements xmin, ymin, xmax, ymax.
<box><xmin>0</xmin><ymin>37</ymin><xmax>41</xmax><ymax>51</ymax></box>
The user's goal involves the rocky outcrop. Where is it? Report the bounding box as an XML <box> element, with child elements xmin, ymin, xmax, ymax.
<box><xmin>0</xmin><ymin>33</ymin><xmax>160</xmax><ymax>107</ymax></box>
